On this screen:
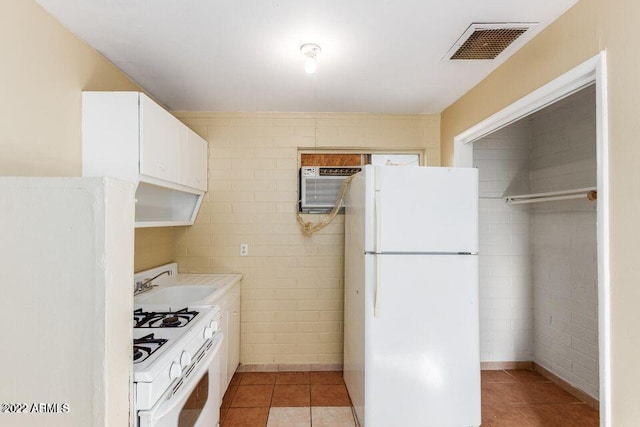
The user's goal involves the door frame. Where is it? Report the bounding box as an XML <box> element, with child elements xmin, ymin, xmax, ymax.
<box><xmin>453</xmin><ymin>51</ymin><xmax>610</xmax><ymax>425</ymax></box>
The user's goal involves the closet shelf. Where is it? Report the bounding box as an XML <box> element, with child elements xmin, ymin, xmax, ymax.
<box><xmin>505</xmin><ymin>187</ymin><xmax>597</xmax><ymax>205</ymax></box>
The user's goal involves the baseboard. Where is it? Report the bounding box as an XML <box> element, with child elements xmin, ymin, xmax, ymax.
<box><xmin>533</xmin><ymin>363</ymin><xmax>600</xmax><ymax>411</ymax></box>
<box><xmin>481</xmin><ymin>361</ymin><xmax>533</xmax><ymax>370</ymax></box>
<box><xmin>237</xmin><ymin>363</ymin><xmax>343</xmax><ymax>373</ymax></box>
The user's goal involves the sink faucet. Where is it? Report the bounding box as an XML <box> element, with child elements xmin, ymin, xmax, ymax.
<box><xmin>134</xmin><ymin>270</ymin><xmax>172</xmax><ymax>295</ymax></box>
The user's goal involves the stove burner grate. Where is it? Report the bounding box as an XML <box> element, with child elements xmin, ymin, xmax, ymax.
<box><xmin>134</xmin><ymin>347</ymin><xmax>144</xmax><ymax>361</ymax></box>
<box><xmin>134</xmin><ymin>307</ymin><xmax>199</xmax><ymax>328</ymax></box>
<box><xmin>133</xmin><ymin>333</ymin><xmax>168</xmax><ymax>364</ymax></box>
<box><xmin>162</xmin><ymin>316</ymin><xmax>180</xmax><ymax>327</ymax></box>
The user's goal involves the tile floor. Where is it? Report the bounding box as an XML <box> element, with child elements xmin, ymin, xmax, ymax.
<box><xmin>220</xmin><ymin>371</ymin><xmax>355</xmax><ymax>426</ymax></box>
<box><xmin>220</xmin><ymin>369</ymin><xmax>599</xmax><ymax>426</ymax></box>
<box><xmin>481</xmin><ymin>369</ymin><xmax>599</xmax><ymax>426</ymax></box>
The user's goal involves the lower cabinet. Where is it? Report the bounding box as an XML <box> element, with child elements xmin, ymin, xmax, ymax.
<box><xmin>216</xmin><ymin>283</ymin><xmax>241</xmax><ymax>394</ymax></box>
<box><xmin>226</xmin><ymin>293</ymin><xmax>240</xmax><ymax>386</ymax></box>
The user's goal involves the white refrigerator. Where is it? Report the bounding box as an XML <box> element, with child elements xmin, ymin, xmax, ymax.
<box><xmin>343</xmin><ymin>165</ymin><xmax>481</xmax><ymax>427</ymax></box>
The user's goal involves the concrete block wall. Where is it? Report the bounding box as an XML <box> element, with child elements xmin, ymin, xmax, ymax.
<box><xmin>172</xmin><ymin>112</ymin><xmax>440</xmax><ymax>366</ymax></box>
<box><xmin>474</xmin><ymin>123</ymin><xmax>534</xmax><ymax>362</ymax></box>
<box><xmin>530</xmin><ymin>85</ymin><xmax>599</xmax><ymax>398</ymax></box>
<box><xmin>530</xmin><ymin>86</ymin><xmax>597</xmax><ymax>192</ymax></box>
<box><xmin>473</xmin><ymin>85</ymin><xmax>598</xmax><ymax>399</ymax></box>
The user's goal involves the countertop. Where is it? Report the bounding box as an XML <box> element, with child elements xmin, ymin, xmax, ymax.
<box><xmin>134</xmin><ymin>263</ymin><xmax>242</xmax><ymax>306</ymax></box>
<box><xmin>174</xmin><ymin>273</ymin><xmax>243</xmax><ymax>304</ymax></box>
<box><xmin>175</xmin><ymin>272</ymin><xmax>242</xmax><ymax>289</ymax></box>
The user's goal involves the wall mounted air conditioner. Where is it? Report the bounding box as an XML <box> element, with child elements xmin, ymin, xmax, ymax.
<box><xmin>300</xmin><ymin>166</ymin><xmax>361</xmax><ymax>213</ymax></box>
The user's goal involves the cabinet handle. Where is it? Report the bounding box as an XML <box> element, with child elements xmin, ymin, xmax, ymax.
<box><xmin>158</xmin><ymin>163</ymin><xmax>168</xmax><ymax>172</ymax></box>
<box><xmin>233</xmin><ymin>311</ymin><xmax>238</xmax><ymax>315</ymax></box>
<box><xmin>233</xmin><ymin>292</ymin><xmax>238</xmax><ymax>297</ymax></box>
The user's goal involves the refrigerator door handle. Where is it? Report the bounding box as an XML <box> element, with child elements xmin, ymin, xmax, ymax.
<box><xmin>374</xmin><ymin>255</ymin><xmax>381</xmax><ymax>317</ymax></box>
<box><xmin>374</xmin><ymin>167</ymin><xmax>382</xmax><ymax>317</ymax></box>
<box><xmin>374</xmin><ymin>167</ymin><xmax>382</xmax><ymax>253</ymax></box>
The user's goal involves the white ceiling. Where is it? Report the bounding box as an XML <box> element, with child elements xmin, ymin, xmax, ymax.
<box><xmin>36</xmin><ymin>0</ymin><xmax>579</xmax><ymax>114</ymax></box>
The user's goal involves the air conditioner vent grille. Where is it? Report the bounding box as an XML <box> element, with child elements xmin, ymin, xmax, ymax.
<box><xmin>444</xmin><ymin>23</ymin><xmax>537</xmax><ymax>61</ymax></box>
<box><xmin>451</xmin><ymin>28</ymin><xmax>526</xmax><ymax>60</ymax></box>
<box><xmin>319</xmin><ymin>167</ymin><xmax>361</xmax><ymax>176</ymax></box>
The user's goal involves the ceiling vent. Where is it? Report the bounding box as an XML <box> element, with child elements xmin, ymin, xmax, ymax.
<box><xmin>444</xmin><ymin>23</ymin><xmax>537</xmax><ymax>60</ymax></box>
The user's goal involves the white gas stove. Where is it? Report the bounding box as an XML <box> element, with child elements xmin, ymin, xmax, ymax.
<box><xmin>133</xmin><ymin>304</ymin><xmax>223</xmax><ymax>427</ymax></box>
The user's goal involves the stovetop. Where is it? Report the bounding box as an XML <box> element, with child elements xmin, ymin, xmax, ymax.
<box><xmin>133</xmin><ymin>333</ymin><xmax>168</xmax><ymax>363</ymax></box>
<box><xmin>132</xmin><ymin>304</ymin><xmax>219</xmax><ymax>377</ymax></box>
<box><xmin>132</xmin><ymin>306</ymin><xmax>204</xmax><ymax>365</ymax></box>
<box><xmin>134</xmin><ymin>307</ymin><xmax>199</xmax><ymax>328</ymax></box>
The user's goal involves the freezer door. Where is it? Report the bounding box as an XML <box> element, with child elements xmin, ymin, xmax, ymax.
<box><xmin>364</xmin><ymin>254</ymin><xmax>481</xmax><ymax>427</ymax></box>
<box><xmin>373</xmin><ymin>166</ymin><xmax>478</xmax><ymax>253</ymax></box>
<box><xmin>343</xmin><ymin>248</ymin><xmax>367</xmax><ymax>427</ymax></box>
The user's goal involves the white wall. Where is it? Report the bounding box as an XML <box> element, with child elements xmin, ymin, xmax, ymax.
<box><xmin>530</xmin><ymin>85</ymin><xmax>599</xmax><ymax>399</ymax></box>
<box><xmin>474</xmin><ymin>123</ymin><xmax>533</xmax><ymax>363</ymax></box>
<box><xmin>0</xmin><ymin>178</ymin><xmax>134</xmax><ymax>427</ymax></box>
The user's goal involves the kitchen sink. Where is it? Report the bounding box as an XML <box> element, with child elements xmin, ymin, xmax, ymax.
<box><xmin>135</xmin><ymin>286</ymin><xmax>219</xmax><ymax>306</ymax></box>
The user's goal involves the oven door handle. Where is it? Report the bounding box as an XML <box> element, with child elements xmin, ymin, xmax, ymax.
<box><xmin>138</xmin><ymin>333</ymin><xmax>224</xmax><ymax>426</ymax></box>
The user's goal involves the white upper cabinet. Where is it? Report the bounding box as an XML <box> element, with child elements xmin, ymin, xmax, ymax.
<box><xmin>139</xmin><ymin>95</ymin><xmax>207</xmax><ymax>191</ymax></box>
<box><xmin>139</xmin><ymin>94</ymin><xmax>181</xmax><ymax>184</ymax></box>
<box><xmin>179</xmin><ymin>128</ymin><xmax>208</xmax><ymax>191</ymax></box>
<box><xmin>82</xmin><ymin>91</ymin><xmax>209</xmax><ymax>227</ymax></box>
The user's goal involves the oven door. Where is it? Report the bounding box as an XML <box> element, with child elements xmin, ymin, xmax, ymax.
<box><xmin>138</xmin><ymin>333</ymin><xmax>224</xmax><ymax>427</ymax></box>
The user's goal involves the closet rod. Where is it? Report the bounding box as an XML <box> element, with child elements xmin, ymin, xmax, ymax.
<box><xmin>505</xmin><ymin>187</ymin><xmax>597</xmax><ymax>205</ymax></box>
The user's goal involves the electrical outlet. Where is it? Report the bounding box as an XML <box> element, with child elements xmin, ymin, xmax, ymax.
<box><xmin>240</xmin><ymin>243</ymin><xmax>248</xmax><ymax>257</ymax></box>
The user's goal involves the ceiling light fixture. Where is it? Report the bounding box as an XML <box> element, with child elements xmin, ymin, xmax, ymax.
<box><xmin>300</xmin><ymin>43</ymin><xmax>321</xmax><ymax>74</ymax></box>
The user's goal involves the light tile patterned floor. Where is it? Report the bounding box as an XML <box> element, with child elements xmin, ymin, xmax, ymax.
<box><xmin>266</xmin><ymin>407</ymin><xmax>310</xmax><ymax>427</ymax></box>
<box><xmin>265</xmin><ymin>406</ymin><xmax>355</xmax><ymax>427</ymax></box>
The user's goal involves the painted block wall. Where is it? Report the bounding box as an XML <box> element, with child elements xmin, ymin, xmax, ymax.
<box><xmin>473</xmin><ymin>123</ymin><xmax>534</xmax><ymax>363</ymax></box>
<box><xmin>172</xmin><ymin>112</ymin><xmax>440</xmax><ymax>366</ymax></box>
<box><xmin>474</xmin><ymin>85</ymin><xmax>598</xmax><ymax>399</ymax></box>
<box><xmin>530</xmin><ymin>86</ymin><xmax>599</xmax><ymax>398</ymax></box>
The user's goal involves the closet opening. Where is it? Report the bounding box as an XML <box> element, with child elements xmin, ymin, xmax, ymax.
<box><xmin>452</xmin><ymin>53</ymin><xmax>609</xmax><ymax>425</ymax></box>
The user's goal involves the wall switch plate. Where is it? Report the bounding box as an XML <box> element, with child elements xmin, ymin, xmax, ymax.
<box><xmin>240</xmin><ymin>243</ymin><xmax>248</xmax><ymax>256</ymax></box>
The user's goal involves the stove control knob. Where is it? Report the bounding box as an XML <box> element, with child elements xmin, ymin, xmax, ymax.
<box><xmin>180</xmin><ymin>351</ymin><xmax>192</xmax><ymax>368</ymax></box>
<box><xmin>209</xmin><ymin>321</ymin><xmax>219</xmax><ymax>332</ymax></box>
<box><xmin>203</xmin><ymin>327</ymin><xmax>214</xmax><ymax>340</ymax></box>
<box><xmin>169</xmin><ymin>362</ymin><xmax>182</xmax><ymax>380</ymax></box>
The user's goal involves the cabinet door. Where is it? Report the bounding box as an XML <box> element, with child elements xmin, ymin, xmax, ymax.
<box><xmin>226</xmin><ymin>292</ymin><xmax>241</xmax><ymax>386</ymax></box>
<box><xmin>218</xmin><ymin>292</ymin><xmax>229</xmax><ymax>395</ymax></box>
<box><xmin>139</xmin><ymin>94</ymin><xmax>180</xmax><ymax>183</ymax></box>
<box><xmin>179</xmin><ymin>128</ymin><xmax>208</xmax><ymax>191</ymax></box>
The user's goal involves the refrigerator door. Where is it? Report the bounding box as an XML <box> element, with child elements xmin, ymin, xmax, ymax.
<box><xmin>343</xmin><ymin>170</ymin><xmax>371</xmax><ymax>425</ymax></box>
<box><xmin>364</xmin><ymin>254</ymin><xmax>481</xmax><ymax>427</ymax></box>
<box><xmin>365</xmin><ymin>166</ymin><xmax>478</xmax><ymax>254</ymax></box>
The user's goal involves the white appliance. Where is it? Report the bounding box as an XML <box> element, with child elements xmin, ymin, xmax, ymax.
<box><xmin>133</xmin><ymin>273</ymin><xmax>224</xmax><ymax>427</ymax></box>
<box><xmin>343</xmin><ymin>165</ymin><xmax>481</xmax><ymax>427</ymax></box>
<box><xmin>370</xmin><ymin>153</ymin><xmax>420</xmax><ymax>166</ymax></box>
<box><xmin>300</xmin><ymin>166</ymin><xmax>362</xmax><ymax>213</ymax></box>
